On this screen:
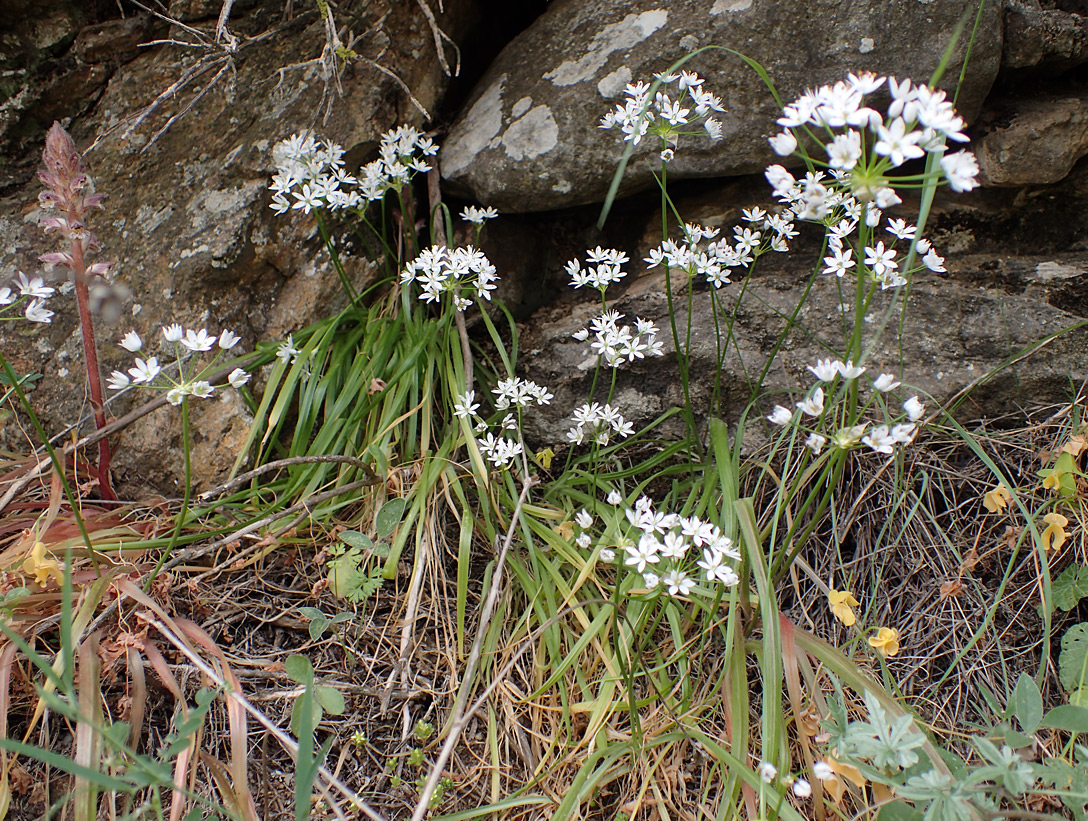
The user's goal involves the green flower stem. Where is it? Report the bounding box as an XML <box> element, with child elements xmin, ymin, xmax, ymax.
<box><xmin>146</xmin><ymin>396</ymin><xmax>192</xmax><ymax>589</ymax></box>
<box><xmin>0</xmin><ymin>353</ymin><xmax>101</xmax><ymax>572</ymax></box>
<box><xmin>314</xmin><ymin>210</ymin><xmax>359</xmax><ymax>304</ymax></box>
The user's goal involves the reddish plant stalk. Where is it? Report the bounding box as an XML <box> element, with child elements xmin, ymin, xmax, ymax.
<box><xmin>38</xmin><ymin>122</ymin><xmax>117</xmax><ymax>501</ymax></box>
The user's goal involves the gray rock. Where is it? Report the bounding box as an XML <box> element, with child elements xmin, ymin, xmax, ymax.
<box><xmin>441</xmin><ymin>0</ymin><xmax>1003</xmax><ymax>213</ymax></box>
<box><xmin>975</xmin><ymin>92</ymin><xmax>1088</xmax><ymax>186</ymax></box>
<box><xmin>1003</xmin><ymin>0</ymin><xmax>1088</xmax><ymax>72</ymax></box>
<box><xmin>0</xmin><ymin>0</ymin><xmax>469</xmax><ymax>495</ymax></box>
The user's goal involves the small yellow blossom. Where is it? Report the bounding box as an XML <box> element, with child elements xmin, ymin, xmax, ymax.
<box><xmin>1043</xmin><ymin>471</ymin><xmax>1065</xmax><ymax>492</ymax></box>
<box><xmin>982</xmin><ymin>484</ymin><xmax>1012</xmax><ymax>513</ymax></box>
<box><xmin>535</xmin><ymin>447</ymin><xmax>555</xmax><ymax>469</ymax></box>
<box><xmin>22</xmin><ymin>541</ymin><xmax>63</xmax><ymax>587</ymax></box>
<box><xmin>828</xmin><ymin>588</ymin><xmax>860</xmax><ymax>626</ymax></box>
<box><xmin>868</xmin><ymin>626</ymin><xmax>900</xmax><ymax>658</ymax></box>
<box><xmin>1042</xmin><ymin>512</ymin><xmax>1070</xmax><ymax>552</ymax></box>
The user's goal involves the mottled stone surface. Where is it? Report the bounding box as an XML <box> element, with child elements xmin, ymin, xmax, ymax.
<box><xmin>441</xmin><ymin>0</ymin><xmax>1003</xmax><ymax>212</ymax></box>
<box><xmin>0</xmin><ymin>0</ymin><xmax>469</xmax><ymax>494</ymax></box>
<box><xmin>1003</xmin><ymin>0</ymin><xmax>1088</xmax><ymax>73</ymax></box>
<box><xmin>975</xmin><ymin>92</ymin><xmax>1088</xmax><ymax>185</ymax></box>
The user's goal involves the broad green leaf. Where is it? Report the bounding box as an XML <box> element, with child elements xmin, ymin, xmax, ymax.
<box><xmin>1072</xmin><ymin>688</ymin><xmax>1088</xmax><ymax>709</ymax></box>
<box><xmin>1013</xmin><ymin>672</ymin><xmax>1043</xmax><ymax>733</ymax></box>
<box><xmin>877</xmin><ymin>802</ymin><xmax>923</xmax><ymax>821</ymax></box>
<box><xmin>1051</xmin><ymin>564</ymin><xmax>1088</xmax><ymax>613</ymax></box>
<box><xmin>285</xmin><ymin>653</ymin><xmax>313</xmax><ymax>684</ymax></box>
<box><xmin>1041</xmin><ymin>704</ymin><xmax>1088</xmax><ymax>733</ymax></box>
<box><xmin>308</xmin><ymin>615</ymin><xmax>330</xmax><ymax>642</ymax></box>
<box><xmin>297</xmin><ymin>606</ymin><xmax>325</xmax><ymax>621</ymax></box>
<box><xmin>314</xmin><ymin>684</ymin><xmax>346</xmax><ymax>715</ymax></box>
<box><xmin>1061</xmin><ymin>623</ymin><xmax>1088</xmax><ymax>693</ymax></box>
<box><xmin>339</xmin><ymin>530</ymin><xmax>374</xmax><ymax>550</ymax></box>
<box><xmin>375</xmin><ymin>498</ymin><xmax>407</xmax><ymax>539</ymax></box>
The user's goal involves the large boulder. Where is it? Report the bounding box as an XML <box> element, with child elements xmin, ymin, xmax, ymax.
<box><xmin>0</xmin><ymin>0</ymin><xmax>472</xmax><ymax>495</ymax></box>
<box><xmin>508</xmin><ymin>171</ymin><xmax>1088</xmax><ymax>445</ymax></box>
<box><xmin>441</xmin><ymin>0</ymin><xmax>1003</xmax><ymax>212</ymax></box>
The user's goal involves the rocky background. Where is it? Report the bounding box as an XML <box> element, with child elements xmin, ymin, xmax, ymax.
<box><xmin>0</xmin><ymin>0</ymin><xmax>1086</xmax><ymax>495</ymax></box>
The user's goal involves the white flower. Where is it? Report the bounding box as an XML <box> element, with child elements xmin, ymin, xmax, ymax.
<box><xmin>922</xmin><ymin>248</ymin><xmax>946</xmax><ymax>272</ymax></box>
<box><xmin>277</xmin><ymin>335</ymin><xmax>301</xmax><ymax>363</ymax></box>
<box><xmin>106</xmin><ymin>370</ymin><xmax>130</xmax><ymax>390</ymax></box>
<box><xmin>758</xmin><ymin>762</ymin><xmax>778</xmax><ymax>783</ymax></box>
<box><xmin>218</xmin><ymin>329</ymin><xmax>241</xmax><ymax>349</ymax></box>
<box><xmin>24</xmin><ymin>301</ymin><xmax>54</xmax><ymax>323</ymax></box>
<box><xmin>812</xmin><ymin>761</ymin><xmax>834</xmax><ymax>781</ymax></box>
<box><xmin>598</xmin><ymin>547</ymin><xmax>615</xmax><ymax>563</ymax></box>
<box><xmin>0</xmin><ymin>288</ymin><xmax>13</xmax><ymax>306</ymax></box>
<box><xmin>15</xmin><ymin>272</ymin><xmax>54</xmax><ymax>299</ymax></box>
<box><xmin>120</xmin><ymin>331</ymin><xmax>143</xmax><ymax>352</ymax></box>
<box><xmin>642</xmin><ymin>571</ymin><xmax>661</xmax><ymax>589</ymax></box>
<box><xmin>807</xmin><ymin>359</ymin><xmax>840</xmax><ymax>382</ymax></box>
<box><xmin>862</xmin><ymin>424</ymin><xmax>896</xmax><ymax>454</ymax></box>
<box><xmin>941</xmin><ymin>150</ymin><xmax>980</xmax><ymax>192</ymax></box>
<box><xmin>792</xmin><ymin>778</ymin><xmax>812</xmax><ymax>798</ymax></box>
<box><xmin>453</xmin><ymin>390</ymin><xmax>479</xmax><ymax>419</ymax></box>
<box><xmin>769</xmin><ymin>130</ymin><xmax>797</xmax><ymax>156</ymax></box>
<box><xmin>606</xmin><ymin>489</ymin><xmax>623</xmax><ymax>506</ymax></box>
<box><xmin>873</xmin><ymin>117</ymin><xmax>925</xmax><ymax>167</ymax></box>
<box><xmin>624</xmin><ymin>539</ymin><xmax>660</xmax><ymax>574</ymax></box>
<box><xmin>872</xmin><ymin>373</ymin><xmax>900</xmax><ymax>392</ymax></box>
<box><xmin>166</xmin><ymin>386</ymin><xmax>187</xmax><ymax>405</ymax></box>
<box><xmin>903</xmin><ymin>395</ymin><xmax>925</xmax><ymax>421</ymax></box>
<box><xmin>575</xmin><ymin>509</ymin><xmax>593</xmax><ymax>529</ymax></box>
<box><xmin>576</xmin><ymin>533</ymin><xmax>592</xmax><ymax>548</ymax></box>
<box><xmin>228</xmin><ymin>368</ymin><xmax>251</xmax><ymax>388</ymax></box>
<box><xmin>128</xmin><ymin>356</ymin><xmax>161</xmax><ymax>384</ymax></box>
<box><xmin>767</xmin><ymin>405</ymin><xmax>793</xmax><ymax>426</ymax></box>
<box><xmin>805</xmin><ymin>433</ymin><xmax>826</xmax><ymax>455</ymax></box>
<box><xmin>162</xmin><ymin>323</ymin><xmax>184</xmax><ymax>343</ymax></box>
<box><xmin>836</xmin><ymin>360</ymin><xmax>866</xmax><ymax>380</ymax></box>
<box><xmin>663</xmin><ymin>569</ymin><xmax>696</xmax><ymax>597</ymax></box>
<box><xmin>181</xmin><ymin>328</ymin><xmax>216</xmax><ymax>352</ymax></box>
<box><xmin>796</xmin><ymin>387</ymin><xmax>824</xmax><ymax>417</ymax></box>
<box><xmin>190</xmin><ymin>381</ymin><xmax>214</xmax><ymax>399</ymax></box>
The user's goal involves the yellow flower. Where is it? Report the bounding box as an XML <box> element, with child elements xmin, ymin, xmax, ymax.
<box><xmin>868</xmin><ymin>626</ymin><xmax>900</xmax><ymax>658</ymax></box>
<box><xmin>1043</xmin><ymin>471</ymin><xmax>1064</xmax><ymax>492</ymax></box>
<box><xmin>828</xmin><ymin>588</ymin><xmax>860</xmax><ymax>626</ymax></box>
<box><xmin>982</xmin><ymin>484</ymin><xmax>1012</xmax><ymax>513</ymax></box>
<box><xmin>1042</xmin><ymin>512</ymin><xmax>1070</xmax><ymax>551</ymax></box>
<box><xmin>21</xmin><ymin>541</ymin><xmax>63</xmax><ymax>587</ymax></box>
<box><xmin>535</xmin><ymin>447</ymin><xmax>555</xmax><ymax>469</ymax></box>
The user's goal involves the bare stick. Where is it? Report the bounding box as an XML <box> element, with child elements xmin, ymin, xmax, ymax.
<box><xmin>198</xmin><ymin>454</ymin><xmax>379</xmax><ymax>502</ymax></box>
<box><xmin>409</xmin><ymin>474</ymin><xmax>536</xmax><ymax>821</ymax></box>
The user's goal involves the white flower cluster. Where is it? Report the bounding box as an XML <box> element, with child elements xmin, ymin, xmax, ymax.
<box><xmin>766</xmin><ymin>358</ymin><xmax>925</xmax><ymax>456</ymax></box>
<box><xmin>767</xmin><ymin>165</ymin><xmax>947</xmax><ymax>289</ymax></box>
<box><xmin>0</xmin><ymin>272</ymin><xmax>56</xmax><ymax>324</ymax></box>
<box><xmin>453</xmin><ymin>379</ymin><xmax>553</xmax><ymax>471</ymax></box>
<box><xmin>572</xmin><ymin>309</ymin><xmax>664</xmax><ymax>368</ymax></box>
<box><xmin>460</xmin><ymin>205</ymin><xmax>498</xmax><ymax>225</ymax></box>
<box><xmin>107</xmin><ymin>325</ymin><xmax>249</xmax><ymax>406</ymax></box>
<box><xmin>644</xmin><ymin>212</ymin><xmax>797</xmax><ymax>289</ymax></box>
<box><xmin>768</xmin><ymin>73</ymin><xmax>978</xmax><ymax>194</ymax></box>
<box><xmin>492</xmin><ymin>376</ymin><xmax>553</xmax><ymax>410</ymax></box>
<box><xmin>269</xmin><ymin>126</ymin><xmax>438</xmax><ymax>215</ymax></box>
<box><xmin>399</xmin><ymin>245</ymin><xmax>499</xmax><ymax>312</ymax></box>
<box><xmin>575</xmin><ymin>494</ymin><xmax>741</xmax><ymax>598</ymax></box>
<box><xmin>566</xmin><ymin>402</ymin><xmax>634</xmax><ymax>446</ymax></box>
<box><xmin>565</xmin><ymin>247</ymin><xmax>629</xmax><ymax>291</ymax></box>
<box><xmin>599</xmin><ymin>70</ymin><xmax>725</xmax><ymax>157</ymax></box>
